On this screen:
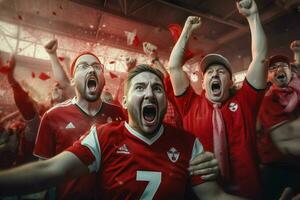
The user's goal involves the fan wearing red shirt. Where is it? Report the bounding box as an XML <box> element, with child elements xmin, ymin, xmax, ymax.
<box><xmin>257</xmin><ymin>44</ymin><xmax>300</xmax><ymax>199</ymax></box>
<box><xmin>167</xmin><ymin>0</ymin><xmax>267</xmax><ymax>199</ymax></box>
<box><xmin>34</xmin><ymin>51</ymin><xmax>125</xmax><ymax>200</ymax></box>
<box><xmin>0</xmin><ymin>64</ymin><xmax>245</xmax><ymax>200</ymax></box>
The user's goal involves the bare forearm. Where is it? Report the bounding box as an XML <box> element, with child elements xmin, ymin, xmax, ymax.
<box><xmin>168</xmin><ymin>27</ymin><xmax>191</xmax><ymax>70</ymax></box>
<box><xmin>48</xmin><ymin>53</ymin><xmax>70</xmax><ymax>87</ymax></box>
<box><xmin>246</xmin><ymin>13</ymin><xmax>267</xmax><ymax>89</ymax></box>
<box><xmin>294</xmin><ymin>52</ymin><xmax>300</xmax><ymax>65</ymax></box>
<box><xmin>0</xmin><ymin>160</ymin><xmax>65</xmax><ymax>196</ymax></box>
<box><xmin>10</xmin><ymin>81</ymin><xmax>37</xmax><ymax>120</ymax></box>
<box><xmin>193</xmin><ymin>182</ymin><xmax>246</xmax><ymax>200</ymax></box>
<box><xmin>247</xmin><ymin>13</ymin><xmax>267</xmax><ymax>60</ymax></box>
<box><xmin>0</xmin><ymin>152</ymin><xmax>87</xmax><ymax>197</ymax></box>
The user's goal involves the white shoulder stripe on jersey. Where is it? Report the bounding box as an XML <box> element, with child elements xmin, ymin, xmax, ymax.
<box><xmin>81</xmin><ymin>125</ymin><xmax>101</xmax><ymax>172</ymax></box>
<box><xmin>190</xmin><ymin>138</ymin><xmax>204</xmax><ymax>162</ymax></box>
<box><xmin>46</xmin><ymin>99</ymin><xmax>73</xmax><ymax>113</ymax></box>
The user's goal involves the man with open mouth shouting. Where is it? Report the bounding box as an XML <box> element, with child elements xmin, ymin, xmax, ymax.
<box><xmin>0</xmin><ymin>64</ymin><xmax>246</xmax><ymax>200</ymax></box>
<box><xmin>33</xmin><ymin>52</ymin><xmax>125</xmax><ymax>200</ymax></box>
<box><xmin>257</xmin><ymin>42</ymin><xmax>300</xmax><ymax>199</ymax></box>
<box><xmin>167</xmin><ymin>0</ymin><xmax>267</xmax><ymax>199</ymax></box>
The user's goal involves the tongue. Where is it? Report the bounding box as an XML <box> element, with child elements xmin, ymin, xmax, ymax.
<box><xmin>212</xmin><ymin>88</ymin><xmax>221</xmax><ymax>95</ymax></box>
<box><xmin>143</xmin><ymin>108</ymin><xmax>156</xmax><ymax>122</ymax></box>
<box><xmin>144</xmin><ymin>114</ymin><xmax>155</xmax><ymax>122</ymax></box>
<box><xmin>88</xmin><ymin>81</ymin><xmax>97</xmax><ymax>92</ymax></box>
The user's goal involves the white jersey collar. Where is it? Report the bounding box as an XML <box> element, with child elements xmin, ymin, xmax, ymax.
<box><xmin>124</xmin><ymin>122</ymin><xmax>164</xmax><ymax>145</ymax></box>
<box><xmin>71</xmin><ymin>97</ymin><xmax>103</xmax><ymax>117</ymax></box>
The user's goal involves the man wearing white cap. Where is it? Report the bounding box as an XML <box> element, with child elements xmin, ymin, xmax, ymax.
<box><xmin>167</xmin><ymin>0</ymin><xmax>267</xmax><ymax>199</ymax></box>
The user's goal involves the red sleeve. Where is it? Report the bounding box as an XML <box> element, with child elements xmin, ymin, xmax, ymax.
<box><xmin>10</xmin><ymin>82</ymin><xmax>37</xmax><ymax>120</ymax></box>
<box><xmin>173</xmin><ymin>86</ymin><xmax>196</xmax><ymax>116</ymax></box>
<box><xmin>33</xmin><ymin>112</ymin><xmax>56</xmax><ymax>159</ymax></box>
<box><xmin>66</xmin><ymin>141</ymin><xmax>96</xmax><ymax>167</ymax></box>
<box><xmin>238</xmin><ymin>79</ymin><xmax>265</xmax><ymax>116</ymax></box>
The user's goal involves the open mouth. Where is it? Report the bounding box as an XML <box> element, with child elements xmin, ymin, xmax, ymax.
<box><xmin>86</xmin><ymin>76</ymin><xmax>98</xmax><ymax>93</ymax></box>
<box><xmin>210</xmin><ymin>81</ymin><xmax>221</xmax><ymax>96</ymax></box>
<box><xmin>276</xmin><ymin>73</ymin><xmax>286</xmax><ymax>82</ymax></box>
<box><xmin>142</xmin><ymin>105</ymin><xmax>157</xmax><ymax>123</ymax></box>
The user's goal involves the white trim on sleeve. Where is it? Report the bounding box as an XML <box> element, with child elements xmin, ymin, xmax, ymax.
<box><xmin>81</xmin><ymin>125</ymin><xmax>101</xmax><ymax>172</ymax></box>
<box><xmin>190</xmin><ymin>138</ymin><xmax>204</xmax><ymax>161</ymax></box>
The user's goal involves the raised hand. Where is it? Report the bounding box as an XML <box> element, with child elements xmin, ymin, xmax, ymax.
<box><xmin>184</xmin><ymin>16</ymin><xmax>202</xmax><ymax>33</ymax></box>
<box><xmin>44</xmin><ymin>39</ymin><xmax>58</xmax><ymax>55</ymax></box>
<box><xmin>143</xmin><ymin>42</ymin><xmax>158</xmax><ymax>59</ymax></box>
<box><xmin>125</xmin><ymin>56</ymin><xmax>137</xmax><ymax>72</ymax></box>
<box><xmin>236</xmin><ymin>0</ymin><xmax>258</xmax><ymax>17</ymax></box>
<box><xmin>290</xmin><ymin>40</ymin><xmax>300</xmax><ymax>53</ymax></box>
<box><xmin>6</xmin><ymin>53</ymin><xmax>16</xmax><ymax>79</ymax></box>
<box><xmin>188</xmin><ymin>151</ymin><xmax>219</xmax><ymax>180</ymax></box>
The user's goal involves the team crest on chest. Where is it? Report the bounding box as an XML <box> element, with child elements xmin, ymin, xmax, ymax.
<box><xmin>106</xmin><ymin>116</ymin><xmax>112</xmax><ymax>123</ymax></box>
<box><xmin>228</xmin><ymin>102</ymin><xmax>238</xmax><ymax>112</ymax></box>
<box><xmin>167</xmin><ymin>147</ymin><xmax>180</xmax><ymax>163</ymax></box>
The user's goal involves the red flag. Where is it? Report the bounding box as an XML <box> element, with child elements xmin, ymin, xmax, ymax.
<box><xmin>38</xmin><ymin>72</ymin><xmax>50</xmax><ymax>80</ymax></box>
<box><xmin>168</xmin><ymin>24</ymin><xmax>182</xmax><ymax>43</ymax></box>
<box><xmin>31</xmin><ymin>72</ymin><xmax>35</xmax><ymax>78</ymax></box>
<box><xmin>185</xmin><ymin>50</ymin><xmax>195</xmax><ymax>61</ymax></box>
<box><xmin>133</xmin><ymin>35</ymin><xmax>140</xmax><ymax>47</ymax></box>
<box><xmin>168</xmin><ymin>23</ymin><xmax>198</xmax><ymax>62</ymax></box>
<box><xmin>58</xmin><ymin>56</ymin><xmax>65</xmax><ymax>61</ymax></box>
<box><xmin>109</xmin><ymin>72</ymin><xmax>118</xmax><ymax>79</ymax></box>
<box><xmin>0</xmin><ymin>65</ymin><xmax>10</xmax><ymax>74</ymax></box>
<box><xmin>109</xmin><ymin>61</ymin><xmax>115</xmax><ymax>64</ymax></box>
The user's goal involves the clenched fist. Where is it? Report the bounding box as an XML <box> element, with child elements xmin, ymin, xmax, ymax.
<box><xmin>143</xmin><ymin>42</ymin><xmax>158</xmax><ymax>59</ymax></box>
<box><xmin>236</xmin><ymin>0</ymin><xmax>258</xmax><ymax>17</ymax></box>
<box><xmin>290</xmin><ymin>40</ymin><xmax>300</xmax><ymax>53</ymax></box>
<box><xmin>184</xmin><ymin>16</ymin><xmax>202</xmax><ymax>33</ymax></box>
<box><xmin>44</xmin><ymin>39</ymin><xmax>58</xmax><ymax>55</ymax></box>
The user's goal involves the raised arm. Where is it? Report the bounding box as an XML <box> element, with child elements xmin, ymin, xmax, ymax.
<box><xmin>168</xmin><ymin>16</ymin><xmax>201</xmax><ymax>96</ymax></box>
<box><xmin>193</xmin><ymin>181</ymin><xmax>246</xmax><ymax>200</ymax></box>
<box><xmin>269</xmin><ymin>118</ymin><xmax>300</xmax><ymax>157</ymax></box>
<box><xmin>44</xmin><ymin>39</ymin><xmax>75</xmax><ymax>98</ymax></box>
<box><xmin>143</xmin><ymin>42</ymin><xmax>168</xmax><ymax>76</ymax></box>
<box><xmin>290</xmin><ymin>40</ymin><xmax>300</xmax><ymax>74</ymax></box>
<box><xmin>6</xmin><ymin>54</ymin><xmax>38</xmax><ymax>121</ymax></box>
<box><xmin>237</xmin><ymin>0</ymin><xmax>267</xmax><ymax>89</ymax></box>
<box><xmin>0</xmin><ymin>151</ymin><xmax>88</xmax><ymax>196</ymax></box>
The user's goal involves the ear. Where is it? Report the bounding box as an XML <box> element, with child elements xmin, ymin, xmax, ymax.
<box><xmin>229</xmin><ymin>78</ymin><xmax>233</xmax><ymax>87</ymax></box>
<box><xmin>122</xmin><ymin>96</ymin><xmax>127</xmax><ymax>109</ymax></box>
<box><xmin>70</xmin><ymin>78</ymin><xmax>75</xmax><ymax>86</ymax></box>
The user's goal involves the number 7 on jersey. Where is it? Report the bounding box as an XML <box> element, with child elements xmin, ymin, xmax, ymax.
<box><xmin>136</xmin><ymin>171</ymin><xmax>162</xmax><ymax>200</ymax></box>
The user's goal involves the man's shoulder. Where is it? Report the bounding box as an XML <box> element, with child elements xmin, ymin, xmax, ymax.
<box><xmin>45</xmin><ymin>99</ymin><xmax>75</xmax><ymax>115</ymax></box>
<box><xmin>95</xmin><ymin>121</ymin><xmax>124</xmax><ymax>136</ymax></box>
<box><xmin>102</xmin><ymin>102</ymin><xmax>123</xmax><ymax>111</ymax></box>
<box><xmin>164</xmin><ymin>123</ymin><xmax>196</xmax><ymax>141</ymax></box>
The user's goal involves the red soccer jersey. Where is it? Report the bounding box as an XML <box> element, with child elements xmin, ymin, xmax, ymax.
<box><xmin>67</xmin><ymin>122</ymin><xmax>204</xmax><ymax>200</ymax></box>
<box><xmin>171</xmin><ymin>79</ymin><xmax>265</xmax><ymax>199</ymax></box>
<box><xmin>164</xmin><ymin>75</ymin><xmax>183</xmax><ymax>128</ymax></box>
<box><xmin>257</xmin><ymin>88</ymin><xmax>300</xmax><ymax>164</ymax></box>
<box><xmin>34</xmin><ymin>98</ymin><xmax>125</xmax><ymax>200</ymax></box>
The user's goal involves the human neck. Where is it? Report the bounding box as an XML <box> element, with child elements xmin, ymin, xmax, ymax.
<box><xmin>75</xmin><ymin>96</ymin><xmax>103</xmax><ymax>116</ymax></box>
<box><xmin>127</xmin><ymin>121</ymin><xmax>158</xmax><ymax>140</ymax></box>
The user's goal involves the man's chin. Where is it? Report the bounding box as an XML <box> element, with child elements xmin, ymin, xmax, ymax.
<box><xmin>85</xmin><ymin>93</ymin><xmax>101</xmax><ymax>102</ymax></box>
<box><xmin>207</xmin><ymin>95</ymin><xmax>223</xmax><ymax>103</ymax></box>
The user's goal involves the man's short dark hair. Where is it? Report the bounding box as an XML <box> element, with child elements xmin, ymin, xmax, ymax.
<box><xmin>124</xmin><ymin>64</ymin><xmax>165</xmax><ymax>95</ymax></box>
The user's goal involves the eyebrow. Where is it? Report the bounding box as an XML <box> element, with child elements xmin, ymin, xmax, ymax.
<box><xmin>77</xmin><ymin>61</ymin><xmax>101</xmax><ymax>65</ymax></box>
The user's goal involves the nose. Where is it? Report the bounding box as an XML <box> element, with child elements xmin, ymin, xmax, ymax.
<box><xmin>87</xmin><ymin>65</ymin><xmax>96</xmax><ymax>74</ymax></box>
<box><xmin>144</xmin><ymin>84</ymin><xmax>154</xmax><ymax>100</ymax></box>
<box><xmin>212</xmin><ymin>70</ymin><xmax>218</xmax><ymax>77</ymax></box>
